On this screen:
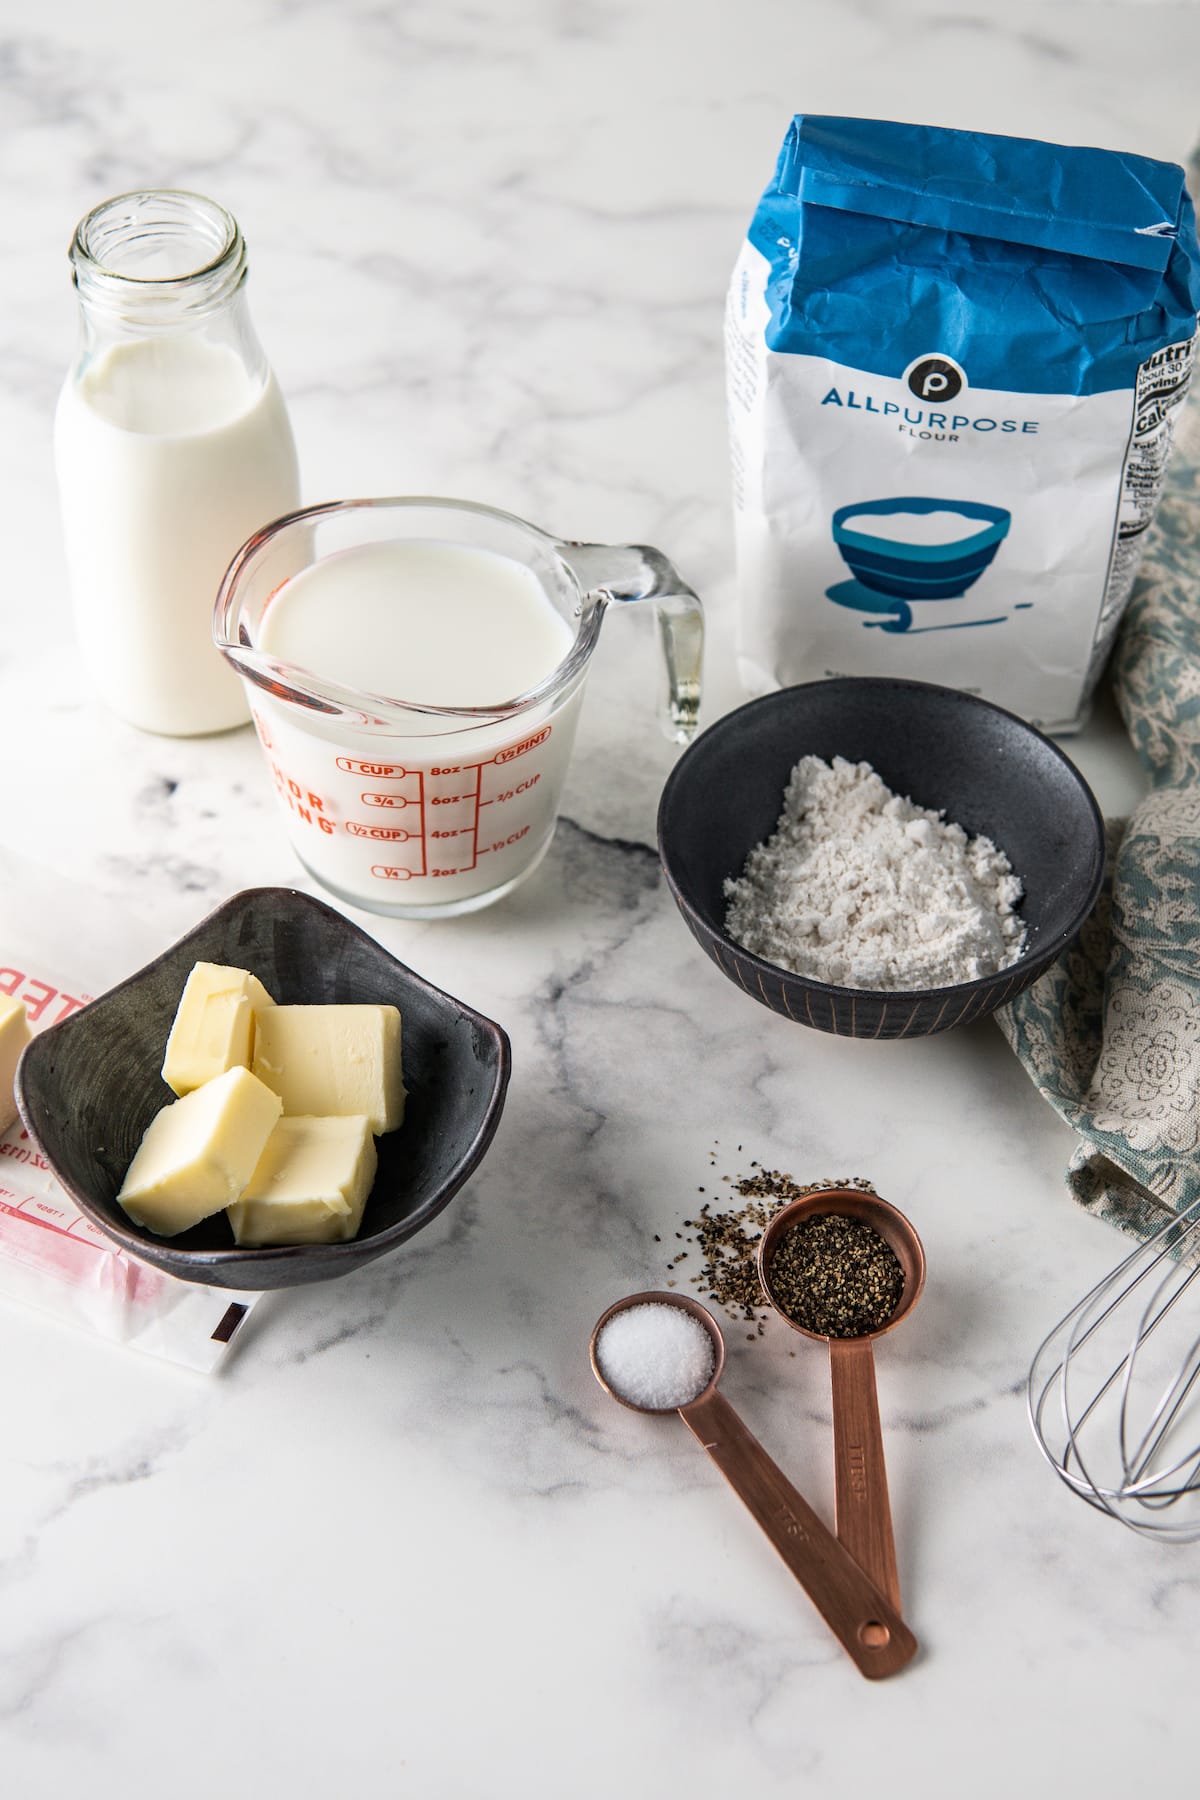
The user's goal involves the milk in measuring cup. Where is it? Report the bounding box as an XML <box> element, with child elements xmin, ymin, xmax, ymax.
<box><xmin>260</xmin><ymin>541</ymin><xmax>572</xmax><ymax>703</ymax></box>
<box><xmin>252</xmin><ymin>540</ymin><xmax>582</xmax><ymax>912</ymax></box>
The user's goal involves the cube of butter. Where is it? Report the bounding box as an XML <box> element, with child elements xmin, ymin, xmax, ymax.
<box><xmin>117</xmin><ymin>1065</ymin><xmax>283</xmax><ymax>1237</ymax></box>
<box><xmin>162</xmin><ymin>961</ymin><xmax>277</xmax><ymax>1096</ymax></box>
<box><xmin>227</xmin><ymin>1115</ymin><xmax>378</xmax><ymax>1246</ymax></box>
<box><xmin>0</xmin><ymin>994</ymin><xmax>31</xmax><ymax>1134</ymax></box>
<box><xmin>252</xmin><ymin>1004</ymin><xmax>405</xmax><ymax>1134</ymax></box>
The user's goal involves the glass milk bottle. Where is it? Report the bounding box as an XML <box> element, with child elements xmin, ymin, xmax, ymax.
<box><xmin>55</xmin><ymin>189</ymin><xmax>300</xmax><ymax>735</ymax></box>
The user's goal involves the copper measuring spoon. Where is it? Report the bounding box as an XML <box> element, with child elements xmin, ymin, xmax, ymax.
<box><xmin>590</xmin><ymin>1290</ymin><xmax>917</xmax><ymax>1680</ymax></box>
<box><xmin>758</xmin><ymin>1191</ymin><xmax>926</xmax><ymax>1614</ymax></box>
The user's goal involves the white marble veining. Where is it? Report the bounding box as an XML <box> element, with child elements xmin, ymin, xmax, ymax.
<box><xmin>2</xmin><ymin>2</ymin><xmax>1199</xmax><ymax>1794</ymax></box>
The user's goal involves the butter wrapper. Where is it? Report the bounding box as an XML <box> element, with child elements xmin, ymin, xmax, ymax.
<box><xmin>0</xmin><ymin>851</ymin><xmax>261</xmax><ymax>1373</ymax></box>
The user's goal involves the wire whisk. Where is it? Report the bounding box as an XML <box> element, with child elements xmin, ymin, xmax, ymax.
<box><xmin>1028</xmin><ymin>1189</ymin><xmax>1200</xmax><ymax>1541</ymax></box>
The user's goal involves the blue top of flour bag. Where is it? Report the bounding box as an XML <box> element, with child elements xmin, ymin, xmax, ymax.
<box><xmin>748</xmin><ymin>117</ymin><xmax>1200</xmax><ymax>395</ymax></box>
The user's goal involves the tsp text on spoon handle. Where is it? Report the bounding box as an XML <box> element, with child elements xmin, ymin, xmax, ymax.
<box><xmin>678</xmin><ymin>1388</ymin><xmax>917</xmax><ymax>1680</ymax></box>
<box><xmin>829</xmin><ymin>1334</ymin><xmax>902</xmax><ymax>1613</ymax></box>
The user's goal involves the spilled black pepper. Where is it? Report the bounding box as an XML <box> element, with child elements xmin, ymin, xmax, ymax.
<box><xmin>668</xmin><ymin>1153</ymin><xmax>879</xmax><ymax>1331</ymax></box>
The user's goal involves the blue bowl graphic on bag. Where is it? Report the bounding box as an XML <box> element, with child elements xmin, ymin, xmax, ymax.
<box><xmin>831</xmin><ymin>498</ymin><xmax>1011</xmax><ymax>600</ymax></box>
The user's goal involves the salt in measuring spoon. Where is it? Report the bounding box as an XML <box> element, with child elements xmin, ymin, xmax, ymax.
<box><xmin>758</xmin><ymin>1191</ymin><xmax>926</xmax><ymax>1614</ymax></box>
<box><xmin>590</xmin><ymin>1290</ymin><xmax>918</xmax><ymax>1680</ymax></box>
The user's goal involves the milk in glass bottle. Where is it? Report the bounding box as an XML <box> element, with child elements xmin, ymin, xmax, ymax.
<box><xmin>55</xmin><ymin>189</ymin><xmax>300</xmax><ymax>735</ymax></box>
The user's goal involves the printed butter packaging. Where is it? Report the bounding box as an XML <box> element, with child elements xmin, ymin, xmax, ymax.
<box><xmin>727</xmin><ymin>116</ymin><xmax>1200</xmax><ymax>730</ymax></box>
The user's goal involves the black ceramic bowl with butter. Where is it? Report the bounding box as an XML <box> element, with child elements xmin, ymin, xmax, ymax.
<box><xmin>15</xmin><ymin>888</ymin><xmax>511</xmax><ymax>1289</ymax></box>
<box><xmin>657</xmin><ymin>678</ymin><xmax>1104</xmax><ymax>1041</ymax></box>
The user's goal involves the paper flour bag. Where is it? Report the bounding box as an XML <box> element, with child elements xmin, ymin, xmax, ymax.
<box><xmin>727</xmin><ymin>116</ymin><xmax>1200</xmax><ymax>731</ymax></box>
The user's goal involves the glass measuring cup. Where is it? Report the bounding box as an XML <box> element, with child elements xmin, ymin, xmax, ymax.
<box><xmin>758</xmin><ymin>1190</ymin><xmax>926</xmax><ymax>1613</ymax></box>
<box><xmin>214</xmin><ymin>497</ymin><xmax>703</xmax><ymax>918</ymax></box>
<box><xmin>590</xmin><ymin>1290</ymin><xmax>918</xmax><ymax>1680</ymax></box>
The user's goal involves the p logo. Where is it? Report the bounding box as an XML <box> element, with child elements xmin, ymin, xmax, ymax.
<box><xmin>904</xmin><ymin>354</ymin><xmax>966</xmax><ymax>403</ymax></box>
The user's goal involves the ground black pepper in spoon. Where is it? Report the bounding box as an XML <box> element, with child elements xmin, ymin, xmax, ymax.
<box><xmin>759</xmin><ymin>1189</ymin><xmax>926</xmax><ymax>1615</ymax></box>
<box><xmin>765</xmin><ymin>1212</ymin><xmax>905</xmax><ymax>1338</ymax></box>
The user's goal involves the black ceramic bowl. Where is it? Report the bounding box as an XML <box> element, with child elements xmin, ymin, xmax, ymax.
<box><xmin>15</xmin><ymin>888</ymin><xmax>511</xmax><ymax>1289</ymax></box>
<box><xmin>657</xmin><ymin>678</ymin><xmax>1104</xmax><ymax>1040</ymax></box>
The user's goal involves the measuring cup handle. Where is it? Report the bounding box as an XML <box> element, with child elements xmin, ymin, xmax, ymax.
<box><xmin>558</xmin><ymin>541</ymin><xmax>703</xmax><ymax>744</ymax></box>
<box><xmin>829</xmin><ymin>1336</ymin><xmax>902</xmax><ymax>1614</ymax></box>
<box><xmin>678</xmin><ymin>1389</ymin><xmax>917</xmax><ymax>1680</ymax></box>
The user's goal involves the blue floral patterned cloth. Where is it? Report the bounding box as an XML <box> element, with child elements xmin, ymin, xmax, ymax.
<box><xmin>997</xmin><ymin>400</ymin><xmax>1200</xmax><ymax>1239</ymax></box>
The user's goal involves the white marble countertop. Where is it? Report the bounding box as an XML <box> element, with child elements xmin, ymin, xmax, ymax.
<box><xmin>2</xmin><ymin>2</ymin><xmax>1199</xmax><ymax>1793</ymax></box>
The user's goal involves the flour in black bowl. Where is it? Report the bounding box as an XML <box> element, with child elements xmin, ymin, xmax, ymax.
<box><xmin>724</xmin><ymin>754</ymin><xmax>1026</xmax><ymax>990</ymax></box>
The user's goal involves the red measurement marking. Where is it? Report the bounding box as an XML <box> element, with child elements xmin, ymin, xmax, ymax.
<box><xmin>0</xmin><ymin>1194</ymin><xmax>171</xmax><ymax>1303</ymax></box>
<box><xmin>481</xmin><ymin>772</ymin><xmax>542</xmax><ymax>807</ymax></box>
<box><xmin>491</xmin><ymin>726</ymin><xmax>551</xmax><ymax>765</ymax></box>
<box><xmin>470</xmin><ymin>761</ymin><xmax>482</xmax><ymax>872</ymax></box>
<box><xmin>351</xmin><ymin>743</ymin><xmax>551</xmax><ymax>883</ymax></box>
<box><xmin>479</xmin><ymin>824</ymin><xmax>531</xmax><ymax>855</ymax></box>
<box><xmin>415</xmin><ymin>763</ymin><xmax>481</xmax><ymax>876</ymax></box>
<box><xmin>362</xmin><ymin>768</ymin><xmax>427</xmax><ymax>877</ymax></box>
<box><xmin>0</xmin><ymin>1194</ymin><xmax>111</xmax><ymax>1250</ymax></box>
<box><xmin>338</xmin><ymin>758</ymin><xmax>408</xmax><ymax>778</ymax></box>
